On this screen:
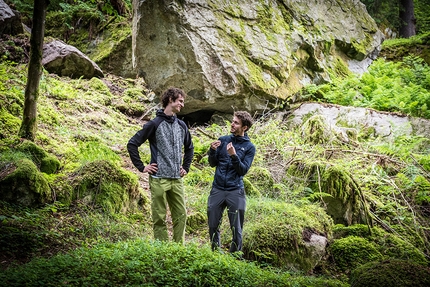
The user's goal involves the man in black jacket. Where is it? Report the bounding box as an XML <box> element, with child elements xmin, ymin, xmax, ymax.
<box><xmin>127</xmin><ymin>87</ymin><xmax>194</xmax><ymax>243</ymax></box>
<box><xmin>207</xmin><ymin>111</ymin><xmax>255</xmax><ymax>253</ymax></box>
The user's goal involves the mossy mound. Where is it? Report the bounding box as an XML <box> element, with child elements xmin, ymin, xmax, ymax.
<box><xmin>0</xmin><ymin>158</ymin><xmax>51</xmax><ymax>206</ymax></box>
<box><xmin>350</xmin><ymin>259</ymin><xmax>430</xmax><ymax>287</ymax></box>
<box><xmin>243</xmin><ymin>177</ymin><xmax>261</xmax><ymax>197</ymax></box>
<box><xmin>329</xmin><ymin>224</ymin><xmax>428</xmax><ymax>273</ymax></box>
<box><xmin>15</xmin><ymin>140</ymin><xmax>61</xmax><ymax>174</ymax></box>
<box><xmin>329</xmin><ymin>236</ymin><xmax>383</xmax><ymax>273</ymax></box>
<box><xmin>72</xmin><ymin>159</ymin><xmax>149</xmax><ymax>214</ymax></box>
<box><xmin>243</xmin><ymin>200</ymin><xmax>333</xmax><ymax>272</ymax></box>
<box><xmin>246</xmin><ymin>166</ymin><xmax>274</xmax><ymax>197</ymax></box>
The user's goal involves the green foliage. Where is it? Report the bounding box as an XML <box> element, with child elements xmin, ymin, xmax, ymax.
<box><xmin>0</xmin><ymin>239</ymin><xmax>348</xmax><ymax>287</ymax></box>
<box><xmin>415</xmin><ymin>1</ymin><xmax>430</xmax><ymax>34</ymax></box>
<box><xmin>303</xmin><ymin>56</ymin><xmax>430</xmax><ymax>119</ymax></box>
<box><xmin>350</xmin><ymin>259</ymin><xmax>430</xmax><ymax>287</ymax></box>
<box><xmin>361</xmin><ymin>0</ymin><xmax>430</xmax><ymax>34</ymax></box>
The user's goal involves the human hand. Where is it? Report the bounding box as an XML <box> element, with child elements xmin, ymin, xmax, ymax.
<box><xmin>144</xmin><ymin>163</ymin><xmax>158</xmax><ymax>174</ymax></box>
<box><xmin>180</xmin><ymin>166</ymin><xmax>187</xmax><ymax>177</ymax></box>
<box><xmin>210</xmin><ymin>140</ymin><xmax>221</xmax><ymax>150</ymax></box>
<box><xmin>226</xmin><ymin>142</ymin><xmax>236</xmax><ymax>156</ymax></box>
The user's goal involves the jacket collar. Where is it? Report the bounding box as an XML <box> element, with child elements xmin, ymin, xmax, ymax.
<box><xmin>157</xmin><ymin>109</ymin><xmax>176</xmax><ymax>123</ymax></box>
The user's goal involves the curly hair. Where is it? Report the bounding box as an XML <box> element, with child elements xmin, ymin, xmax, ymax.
<box><xmin>234</xmin><ymin>111</ymin><xmax>254</xmax><ymax>131</ymax></box>
<box><xmin>161</xmin><ymin>87</ymin><xmax>187</xmax><ymax>108</ymax></box>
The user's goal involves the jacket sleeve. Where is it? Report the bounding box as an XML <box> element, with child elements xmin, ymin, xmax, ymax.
<box><xmin>182</xmin><ymin>128</ymin><xmax>194</xmax><ymax>172</ymax></box>
<box><xmin>230</xmin><ymin>144</ymin><xmax>255</xmax><ymax>176</ymax></box>
<box><xmin>208</xmin><ymin>138</ymin><xmax>221</xmax><ymax>167</ymax></box>
<box><xmin>127</xmin><ymin>121</ymin><xmax>156</xmax><ymax>172</ymax></box>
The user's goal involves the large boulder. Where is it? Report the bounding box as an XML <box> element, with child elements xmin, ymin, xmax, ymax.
<box><xmin>132</xmin><ymin>0</ymin><xmax>383</xmax><ymax>116</ymax></box>
<box><xmin>0</xmin><ymin>0</ymin><xmax>23</xmax><ymax>36</ymax></box>
<box><xmin>42</xmin><ymin>40</ymin><xmax>104</xmax><ymax>79</ymax></box>
<box><xmin>288</xmin><ymin>102</ymin><xmax>430</xmax><ymax>142</ymax></box>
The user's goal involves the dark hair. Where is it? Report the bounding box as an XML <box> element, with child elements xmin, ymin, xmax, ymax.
<box><xmin>234</xmin><ymin>111</ymin><xmax>253</xmax><ymax>131</ymax></box>
<box><xmin>161</xmin><ymin>87</ymin><xmax>187</xmax><ymax>108</ymax></box>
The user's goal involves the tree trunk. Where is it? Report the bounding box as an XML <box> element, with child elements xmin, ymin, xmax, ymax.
<box><xmin>399</xmin><ymin>0</ymin><xmax>416</xmax><ymax>38</ymax></box>
<box><xmin>19</xmin><ymin>0</ymin><xmax>49</xmax><ymax>141</ymax></box>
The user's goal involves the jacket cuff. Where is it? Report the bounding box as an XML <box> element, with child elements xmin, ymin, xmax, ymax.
<box><xmin>230</xmin><ymin>154</ymin><xmax>238</xmax><ymax>161</ymax></box>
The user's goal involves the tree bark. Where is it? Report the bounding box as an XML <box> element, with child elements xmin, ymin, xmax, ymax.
<box><xmin>399</xmin><ymin>0</ymin><xmax>416</xmax><ymax>38</ymax></box>
<box><xmin>19</xmin><ymin>0</ymin><xmax>49</xmax><ymax>141</ymax></box>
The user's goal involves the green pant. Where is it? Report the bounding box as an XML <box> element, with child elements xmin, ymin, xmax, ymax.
<box><xmin>149</xmin><ymin>176</ymin><xmax>187</xmax><ymax>243</ymax></box>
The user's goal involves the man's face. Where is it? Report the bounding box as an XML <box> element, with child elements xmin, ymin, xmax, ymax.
<box><xmin>230</xmin><ymin>116</ymin><xmax>247</xmax><ymax>136</ymax></box>
<box><xmin>170</xmin><ymin>95</ymin><xmax>185</xmax><ymax>114</ymax></box>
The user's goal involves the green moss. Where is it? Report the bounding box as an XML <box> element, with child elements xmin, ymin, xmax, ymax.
<box><xmin>333</xmin><ymin>224</ymin><xmax>372</xmax><ymax>239</ymax></box>
<box><xmin>0</xmin><ymin>109</ymin><xmax>21</xmax><ymax>140</ymax></box>
<box><xmin>0</xmin><ymin>158</ymin><xmax>51</xmax><ymax>206</ymax></box>
<box><xmin>350</xmin><ymin>259</ymin><xmax>430</xmax><ymax>287</ymax></box>
<box><xmin>40</xmin><ymin>154</ymin><xmax>61</xmax><ymax>174</ymax></box>
<box><xmin>73</xmin><ymin>159</ymin><xmax>145</xmax><ymax>214</ymax></box>
<box><xmin>44</xmin><ymin>77</ymin><xmax>79</xmax><ymax>100</ymax></box>
<box><xmin>89</xmin><ymin>22</ymin><xmax>132</xmax><ymax>63</ymax></box>
<box><xmin>333</xmin><ymin>224</ymin><xmax>428</xmax><ymax>266</ymax></box>
<box><xmin>44</xmin><ymin>173</ymin><xmax>74</xmax><ymax>206</ymax></box>
<box><xmin>16</xmin><ymin>140</ymin><xmax>48</xmax><ymax>164</ymax></box>
<box><xmin>246</xmin><ymin>166</ymin><xmax>274</xmax><ymax>197</ymax></box>
<box><xmin>186</xmin><ymin>211</ymin><xmax>206</xmax><ymax>234</ymax></box>
<box><xmin>243</xmin><ymin>199</ymin><xmax>333</xmax><ymax>271</ymax></box>
<box><xmin>14</xmin><ymin>140</ymin><xmax>60</xmax><ymax>174</ymax></box>
<box><xmin>301</xmin><ymin>114</ymin><xmax>331</xmax><ymax>145</ymax></box>
<box><xmin>243</xmin><ymin>177</ymin><xmax>261</xmax><ymax>197</ymax></box>
<box><xmin>329</xmin><ymin>236</ymin><xmax>383</xmax><ymax>272</ymax></box>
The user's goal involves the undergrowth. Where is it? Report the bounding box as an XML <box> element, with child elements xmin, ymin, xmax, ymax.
<box><xmin>0</xmin><ymin>239</ymin><xmax>348</xmax><ymax>287</ymax></box>
<box><xmin>301</xmin><ymin>55</ymin><xmax>430</xmax><ymax>119</ymax></box>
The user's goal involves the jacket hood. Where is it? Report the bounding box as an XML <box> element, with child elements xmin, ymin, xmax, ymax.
<box><xmin>230</xmin><ymin>133</ymin><xmax>251</xmax><ymax>142</ymax></box>
<box><xmin>156</xmin><ymin>109</ymin><xmax>176</xmax><ymax>123</ymax></box>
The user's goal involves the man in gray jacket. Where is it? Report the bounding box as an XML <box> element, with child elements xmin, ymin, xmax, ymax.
<box><xmin>127</xmin><ymin>87</ymin><xmax>194</xmax><ymax>243</ymax></box>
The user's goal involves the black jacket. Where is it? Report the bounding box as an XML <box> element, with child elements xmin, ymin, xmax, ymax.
<box><xmin>208</xmin><ymin>133</ymin><xmax>255</xmax><ymax>191</ymax></box>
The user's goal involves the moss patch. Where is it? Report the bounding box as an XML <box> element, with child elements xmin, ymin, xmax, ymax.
<box><xmin>350</xmin><ymin>259</ymin><xmax>430</xmax><ymax>287</ymax></box>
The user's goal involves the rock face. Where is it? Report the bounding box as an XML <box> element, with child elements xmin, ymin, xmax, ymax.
<box><xmin>42</xmin><ymin>40</ymin><xmax>104</xmax><ymax>79</ymax></box>
<box><xmin>0</xmin><ymin>0</ymin><xmax>23</xmax><ymax>36</ymax></box>
<box><xmin>288</xmin><ymin>102</ymin><xmax>430</xmax><ymax>141</ymax></box>
<box><xmin>132</xmin><ymin>0</ymin><xmax>383</xmax><ymax>115</ymax></box>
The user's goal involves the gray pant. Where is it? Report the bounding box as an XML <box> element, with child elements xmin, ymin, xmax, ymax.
<box><xmin>207</xmin><ymin>187</ymin><xmax>246</xmax><ymax>252</ymax></box>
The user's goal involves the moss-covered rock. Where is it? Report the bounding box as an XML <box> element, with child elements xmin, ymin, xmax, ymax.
<box><xmin>329</xmin><ymin>236</ymin><xmax>383</xmax><ymax>273</ymax></box>
<box><xmin>0</xmin><ymin>158</ymin><xmax>51</xmax><ymax>206</ymax></box>
<box><xmin>186</xmin><ymin>211</ymin><xmax>206</xmax><ymax>234</ymax></box>
<box><xmin>350</xmin><ymin>259</ymin><xmax>430</xmax><ymax>287</ymax></box>
<box><xmin>246</xmin><ymin>166</ymin><xmax>274</xmax><ymax>197</ymax></box>
<box><xmin>15</xmin><ymin>140</ymin><xmax>61</xmax><ymax>174</ymax></box>
<box><xmin>243</xmin><ymin>200</ymin><xmax>333</xmax><ymax>272</ymax></box>
<box><xmin>72</xmin><ymin>159</ymin><xmax>149</xmax><ymax>214</ymax></box>
<box><xmin>330</xmin><ymin>225</ymin><xmax>428</xmax><ymax>272</ymax></box>
<box><xmin>243</xmin><ymin>177</ymin><xmax>261</xmax><ymax>198</ymax></box>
